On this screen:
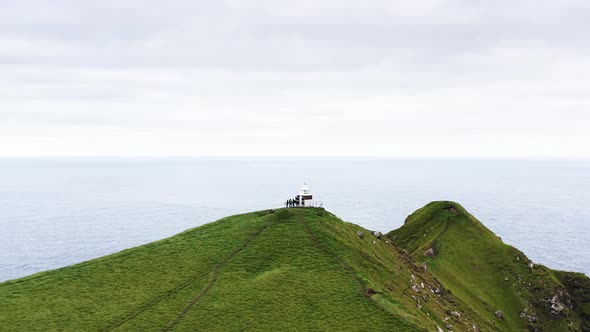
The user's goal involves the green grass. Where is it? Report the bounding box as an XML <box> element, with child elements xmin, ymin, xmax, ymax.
<box><xmin>388</xmin><ymin>201</ymin><xmax>590</xmax><ymax>331</ymax></box>
<box><xmin>0</xmin><ymin>204</ymin><xmax>588</xmax><ymax>331</ymax></box>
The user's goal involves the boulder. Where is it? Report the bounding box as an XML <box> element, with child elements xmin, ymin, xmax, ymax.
<box><xmin>371</xmin><ymin>231</ymin><xmax>382</xmax><ymax>238</ymax></box>
<box><xmin>472</xmin><ymin>324</ymin><xmax>480</xmax><ymax>332</ymax></box>
<box><xmin>447</xmin><ymin>310</ymin><xmax>461</xmax><ymax>318</ymax></box>
<box><xmin>495</xmin><ymin>310</ymin><xmax>504</xmax><ymax>319</ymax></box>
<box><xmin>424</xmin><ymin>248</ymin><xmax>435</xmax><ymax>257</ymax></box>
<box><xmin>356</xmin><ymin>231</ymin><xmax>365</xmax><ymax>239</ymax></box>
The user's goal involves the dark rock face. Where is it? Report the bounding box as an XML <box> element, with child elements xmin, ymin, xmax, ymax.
<box><xmin>550</xmin><ymin>288</ymin><xmax>573</xmax><ymax>315</ymax></box>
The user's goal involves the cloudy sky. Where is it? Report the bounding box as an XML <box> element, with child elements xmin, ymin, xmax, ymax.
<box><xmin>1</xmin><ymin>0</ymin><xmax>589</xmax><ymax>158</ymax></box>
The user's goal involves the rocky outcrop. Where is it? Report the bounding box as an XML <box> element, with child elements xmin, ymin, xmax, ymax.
<box><xmin>550</xmin><ymin>288</ymin><xmax>572</xmax><ymax>315</ymax></box>
<box><xmin>447</xmin><ymin>310</ymin><xmax>461</xmax><ymax>318</ymax></box>
<box><xmin>424</xmin><ymin>248</ymin><xmax>435</xmax><ymax>257</ymax></box>
<box><xmin>519</xmin><ymin>312</ymin><xmax>538</xmax><ymax>323</ymax></box>
<box><xmin>495</xmin><ymin>310</ymin><xmax>504</xmax><ymax>319</ymax></box>
<box><xmin>356</xmin><ymin>231</ymin><xmax>364</xmax><ymax>239</ymax></box>
<box><xmin>421</xmin><ymin>262</ymin><xmax>428</xmax><ymax>272</ymax></box>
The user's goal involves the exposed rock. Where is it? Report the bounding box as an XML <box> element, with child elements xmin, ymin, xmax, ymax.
<box><xmin>424</xmin><ymin>248</ymin><xmax>435</xmax><ymax>257</ymax></box>
<box><xmin>528</xmin><ymin>262</ymin><xmax>534</xmax><ymax>270</ymax></box>
<box><xmin>472</xmin><ymin>324</ymin><xmax>480</xmax><ymax>332</ymax></box>
<box><xmin>420</xmin><ymin>282</ymin><xmax>425</xmax><ymax>289</ymax></box>
<box><xmin>421</xmin><ymin>262</ymin><xmax>428</xmax><ymax>272</ymax></box>
<box><xmin>411</xmin><ymin>284</ymin><xmax>421</xmax><ymax>292</ymax></box>
<box><xmin>446</xmin><ymin>323</ymin><xmax>452</xmax><ymax>330</ymax></box>
<box><xmin>447</xmin><ymin>310</ymin><xmax>461</xmax><ymax>318</ymax></box>
<box><xmin>444</xmin><ymin>206</ymin><xmax>459</xmax><ymax>215</ymax></box>
<box><xmin>356</xmin><ymin>231</ymin><xmax>364</xmax><ymax>239</ymax></box>
<box><xmin>550</xmin><ymin>288</ymin><xmax>572</xmax><ymax>315</ymax></box>
<box><xmin>371</xmin><ymin>231</ymin><xmax>382</xmax><ymax>238</ymax></box>
<box><xmin>495</xmin><ymin>310</ymin><xmax>504</xmax><ymax>319</ymax></box>
<box><xmin>520</xmin><ymin>309</ymin><xmax>537</xmax><ymax>323</ymax></box>
<box><xmin>411</xmin><ymin>274</ymin><xmax>416</xmax><ymax>282</ymax></box>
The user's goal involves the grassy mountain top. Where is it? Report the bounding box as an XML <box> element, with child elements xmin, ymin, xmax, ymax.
<box><xmin>389</xmin><ymin>201</ymin><xmax>590</xmax><ymax>331</ymax></box>
<box><xmin>0</xmin><ymin>203</ymin><xmax>588</xmax><ymax>331</ymax></box>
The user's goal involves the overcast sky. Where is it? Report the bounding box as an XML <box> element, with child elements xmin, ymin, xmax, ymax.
<box><xmin>1</xmin><ymin>0</ymin><xmax>589</xmax><ymax>158</ymax></box>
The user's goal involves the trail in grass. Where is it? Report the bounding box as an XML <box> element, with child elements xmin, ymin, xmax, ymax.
<box><xmin>297</xmin><ymin>212</ymin><xmax>369</xmax><ymax>298</ymax></box>
<box><xmin>161</xmin><ymin>220</ymin><xmax>276</xmax><ymax>331</ymax></box>
<box><xmin>104</xmin><ymin>219</ymin><xmax>275</xmax><ymax>332</ymax></box>
<box><xmin>298</xmin><ymin>211</ymin><xmax>425</xmax><ymax>332</ymax></box>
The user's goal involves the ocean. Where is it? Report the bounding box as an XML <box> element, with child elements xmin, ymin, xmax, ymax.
<box><xmin>0</xmin><ymin>158</ymin><xmax>588</xmax><ymax>282</ymax></box>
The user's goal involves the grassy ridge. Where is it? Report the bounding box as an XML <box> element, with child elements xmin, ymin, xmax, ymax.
<box><xmin>0</xmin><ymin>209</ymin><xmax>431</xmax><ymax>331</ymax></box>
<box><xmin>1</xmin><ymin>204</ymin><xmax>588</xmax><ymax>331</ymax></box>
<box><xmin>388</xmin><ymin>201</ymin><xmax>590</xmax><ymax>331</ymax></box>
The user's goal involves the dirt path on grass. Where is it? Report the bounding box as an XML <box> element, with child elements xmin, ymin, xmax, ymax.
<box><xmin>161</xmin><ymin>220</ymin><xmax>275</xmax><ymax>331</ymax></box>
<box><xmin>296</xmin><ymin>212</ymin><xmax>370</xmax><ymax>298</ymax></box>
<box><xmin>103</xmin><ymin>220</ymin><xmax>275</xmax><ymax>332</ymax></box>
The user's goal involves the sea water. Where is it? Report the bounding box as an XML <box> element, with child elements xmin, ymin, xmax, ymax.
<box><xmin>0</xmin><ymin>158</ymin><xmax>588</xmax><ymax>282</ymax></box>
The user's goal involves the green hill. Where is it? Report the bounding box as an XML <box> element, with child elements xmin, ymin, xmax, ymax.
<box><xmin>389</xmin><ymin>201</ymin><xmax>590</xmax><ymax>331</ymax></box>
<box><xmin>0</xmin><ymin>204</ymin><xmax>588</xmax><ymax>331</ymax></box>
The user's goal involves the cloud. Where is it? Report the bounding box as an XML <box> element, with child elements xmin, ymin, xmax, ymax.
<box><xmin>0</xmin><ymin>0</ymin><xmax>589</xmax><ymax>157</ymax></box>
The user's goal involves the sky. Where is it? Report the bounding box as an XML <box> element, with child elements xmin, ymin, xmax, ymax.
<box><xmin>1</xmin><ymin>0</ymin><xmax>589</xmax><ymax>158</ymax></box>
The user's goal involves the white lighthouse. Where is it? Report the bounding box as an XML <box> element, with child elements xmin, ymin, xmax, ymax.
<box><xmin>296</xmin><ymin>183</ymin><xmax>313</xmax><ymax>207</ymax></box>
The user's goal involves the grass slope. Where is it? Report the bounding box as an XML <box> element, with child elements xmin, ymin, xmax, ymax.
<box><xmin>1</xmin><ymin>205</ymin><xmax>587</xmax><ymax>331</ymax></box>
<box><xmin>388</xmin><ymin>201</ymin><xmax>590</xmax><ymax>331</ymax></box>
<box><xmin>1</xmin><ymin>208</ymin><xmax>452</xmax><ymax>331</ymax></box>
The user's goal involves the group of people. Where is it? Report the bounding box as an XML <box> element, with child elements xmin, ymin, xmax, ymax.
<box><xmin>285</xmin><ymin>198</ymin><xmax>302</xmax><ymax>208</ymax></box>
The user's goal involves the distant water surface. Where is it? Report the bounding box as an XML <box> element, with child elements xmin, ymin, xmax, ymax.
<box><xmin>0</xmin><ymin>158</ymin><xmax>588</xmax><ymax>282</ymax></box>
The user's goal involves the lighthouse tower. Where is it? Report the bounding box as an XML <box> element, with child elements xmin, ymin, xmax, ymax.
<box><xmin>297</xmin><ymin>183</ymin><xmax>313</xmax><ymax>207</ymax></box>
